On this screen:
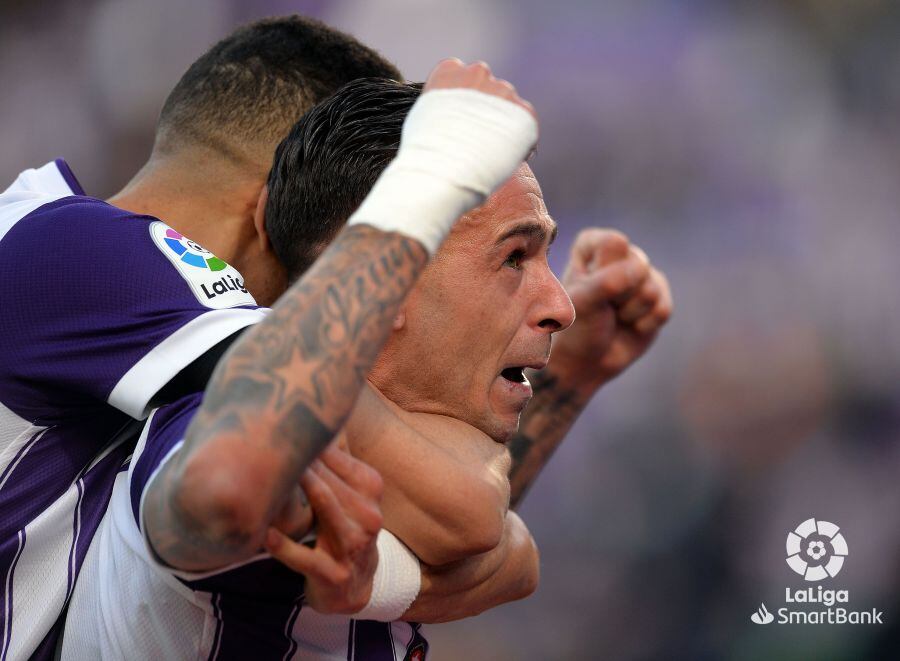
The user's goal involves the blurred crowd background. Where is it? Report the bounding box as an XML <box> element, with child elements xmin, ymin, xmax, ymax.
<box><xmin>4</xmin><ymin>0</ymin><xmax>900</xmax><ymax>658</ymax></box>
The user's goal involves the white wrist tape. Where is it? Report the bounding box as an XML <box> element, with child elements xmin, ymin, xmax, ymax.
<box><xmin>348</xmin><ymin>88</ymin><xmax>538</xmax><ymax>254</ymax></box>
<box><xmin>353</xmin><ymin>529</ymin><xmax>421</xmax><ymax>622</ymax></box>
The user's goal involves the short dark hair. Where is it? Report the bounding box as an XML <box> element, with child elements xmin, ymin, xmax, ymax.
<box><xmin>265</xmin><ymin>78</ymin><xmax>421</xmax><ymax>280</ymax></box>
<box><xmin>156</xmin><ymin>15</ymin><xmax>401</xmax><ymax>160</ymax></box>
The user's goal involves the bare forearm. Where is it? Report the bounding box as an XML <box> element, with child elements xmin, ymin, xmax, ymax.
<box><xmin>508</xmin><ymin>368</ymin><xmax>594</xmax><ymax>508</ymax></box>
<box><xmin>401</xmin><ymin>511</ymin><xmax>538</xmax><ymax>623</ymax></box>
<box><xmin>379</xmin><ymin>477</ymin><xmax>506</xmax><ymax>566</ymax></box>
<box><xmin>344</xmin><ymin>385</ymin><xmax>512</xmax><ymax>566</ymax></box>
<box><xmin>147</xmin><ymin>226</ymin><xmax>427</xmax><ymax>570</ymax></box>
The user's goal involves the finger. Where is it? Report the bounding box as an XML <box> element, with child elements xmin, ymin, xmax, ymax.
<box><xmin>423</xmin><ymin>58</ymin><xmax>466</xmax><ymax>91</ymax></box>
<box><xmin>567</xmin><ymin>229</ymin><xmax>630</xmax><ymax>276</ymax></box>
<box><xmin>630</xmin><ymin>243</ymin><xmax>650</xmax><ymax>268</ymax></box>
<box><xmin>491</xmin><ymin>78</ymin><xmax>531</xmax><ymax>114</ymax></box>
<box><xmin>423</xmin><ymin>59</ymin><xmax>535</xmax><ymax>119</ymax></box>
<box><xmin>570</xmin><ymin>252</ymin><xmax>650</xmax><ymax>308</ymax></box>
<box><xmin>319</xmin><ymin>444</ymin><xmax>384</xmax><ymax>501</ymax></box>
<box><xmin>617</xmin><ymin>270</ymin><xmax>661</xmax><ymax>324</ymax></box>
<box><xmin>467</xmin><ymin>60</ymin><xmax>492</xmax><ymax>80</ymax></box>
<box><xmin>424</xmin><ymin>58</ymin><xmax>487</xmax><ymax>91</ymax></box>
<box><xmin>300</xmin><ymin>468</ymin><xmax>356</xmax><ymax>557</ymax></box>
<box><xmin>269</xmin><ymin>485</ymin><xmax>313</xmax><ymax>538</ymax></box>
<box><xmin>265</xmin><ymin>528</ymin><xmax>345</xmax><ymax>583</ymax></box>
<box><xmin>633</xmin><ymin>273</ymin><xmax>673</xmax><ymax>335</ymax></box>
<box><xmin>485</xmin><ymin>77</ymin><xmax>536</xmax><ymax>120</ymax></box>
<box><xmin>312</xmin><ymin>461</ymin><xmax>383</xmax><ymax>536</ymax></box>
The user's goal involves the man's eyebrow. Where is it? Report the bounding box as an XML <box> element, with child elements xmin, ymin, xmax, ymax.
<box><xmin>494</xmin><ymin>221</ymin><xmax>558</xmax><ymax>246</ymax></box>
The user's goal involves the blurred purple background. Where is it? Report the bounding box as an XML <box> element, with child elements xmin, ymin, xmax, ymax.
<box><xmin>4</xmin><ymin>0</ymin><xmax>900</xmax><ymax>658</ymax></box>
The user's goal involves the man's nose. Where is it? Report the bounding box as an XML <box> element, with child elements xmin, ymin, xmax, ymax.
<box><xmin>535</xmin><ymin>271</ymin><xmax>575</xmax><ymax>333</ymax></box>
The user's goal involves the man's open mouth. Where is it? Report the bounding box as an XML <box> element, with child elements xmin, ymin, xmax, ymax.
<box><xmin>500</xmin><ymin>367</ymin><xmax>528</xmax><ymax>384</ymax></box>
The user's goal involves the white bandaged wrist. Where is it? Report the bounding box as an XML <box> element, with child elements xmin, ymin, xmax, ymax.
<box><xmin>353</xmin><ymin>529</ymin><xmax>421</xmax><ymax>622</ymax></box>
<box><xmin>348</xmin><ymin>88</ymin><xmax>538</xmax><ymax>254</ymax></box>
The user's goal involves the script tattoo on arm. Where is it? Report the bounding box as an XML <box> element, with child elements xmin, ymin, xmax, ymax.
<box><xmin>145</xmin><ymin>225</ymin><xmax>428</xmax><ymax>570</ymax></box>
<box><xmin>507</xmin><ymin>369</ymin><xmax>590</xmax><ymax>509</ymax></box>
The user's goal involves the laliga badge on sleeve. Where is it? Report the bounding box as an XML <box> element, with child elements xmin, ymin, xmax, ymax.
<box><xmin>149</xmin><ymin>221</ymin><xmax>257</xmax><ymax>310</ymax></box>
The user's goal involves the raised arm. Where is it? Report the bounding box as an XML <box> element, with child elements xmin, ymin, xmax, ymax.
<box><xmin>508</xmin><ymin>229</ymin><xmax>672</xmax><ymax>507</ymax></box>
<box><xmin>142</xmin><ymin>59</ymin><xmax>539</xmax><ymax>572</ymax></box>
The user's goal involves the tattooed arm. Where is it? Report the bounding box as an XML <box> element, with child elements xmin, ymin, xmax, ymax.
<box><xmin>508</xmin><ymin>369</ymin><xmax>590</xmax><ymax>508</ymax></box>
<box><xmin>508</xmin><ymin>229</ymin><xmax>673</xmax><ymax>508</ymax></box>
<box><xmin>144</xmin><ymin>226</ymin><xmax>427</xmax><ymax>570</ymax></box>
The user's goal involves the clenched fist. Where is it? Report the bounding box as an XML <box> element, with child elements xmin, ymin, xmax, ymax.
<box><xmin>552</xmin><ymin>228</ymin><xmax>672</xmax><ymax>395</ymax></box>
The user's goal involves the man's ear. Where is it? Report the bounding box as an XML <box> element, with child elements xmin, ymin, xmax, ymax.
<box><xmin>253</xmin><ymin>184</ymin><xmax>271</xmax><ymax>252</ymax></box>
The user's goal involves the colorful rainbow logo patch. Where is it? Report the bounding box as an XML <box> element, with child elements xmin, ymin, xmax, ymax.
<box><xmin>162</xmin><ymin>228</ymin><xmax>227</xmax><ymax>271</ymax></box>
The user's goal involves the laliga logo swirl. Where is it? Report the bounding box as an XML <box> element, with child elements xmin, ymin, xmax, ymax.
<box><xmin>785</xmin><ymin>518</ymin><xmax>848</xmax><ymax>581</ymax></box>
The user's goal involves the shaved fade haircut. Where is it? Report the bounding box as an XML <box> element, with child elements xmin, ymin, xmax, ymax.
<box><xmin>265</xmin><ymin>78</ymin><xmax>421</xmax><ymax>280</ymax></box>
<box><xmin>155</xmin><ymin>15</ymin><xmax>401</xmax><ymax>161</ymax></box>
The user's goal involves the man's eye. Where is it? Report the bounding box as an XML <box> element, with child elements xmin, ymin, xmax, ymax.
<box><xmin>503</xmin><ymin>249</ymin><xmax>526</xmax><ymax>270</ymax></box>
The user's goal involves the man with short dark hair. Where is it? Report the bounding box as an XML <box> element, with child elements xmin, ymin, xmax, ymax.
<box><xmin>156</xmin><ymin>16</ymin><xmax>401</xmax><ymax>162</ymax></box>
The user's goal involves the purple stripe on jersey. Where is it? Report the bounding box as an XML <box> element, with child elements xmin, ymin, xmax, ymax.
<box><xmin>351</xmin><ymin>620</ymin><xmax>396</xmax><ymax>661</ymax></box>
<box><xmin>0</xmin><ymin>427</ymin><xmax>44</xmax><ymax>660</ymax></box>
<box><xmin>66</xmin><ymin>480</ymin><xmax>84</xmax><ymax>593</ymax></box>
<box><xmin>0</xmin><ymin>414</ymin><xmax>132</xmax><ymax>660</ymax></box>
<box><xmin>208</xmin><ymin>586</ymin><xmax>305</xmax><ymax>661</ymax></box>
<box><xmin>28</xmin><ymin>629</ymin><xmax>57</xmax><ymax>661</ymax></box>
<box><xmin>208</xmin><ymin>594</ymin><xmax>223</xmax><ymax>661</ymax></box>
<box><xmin>179</xmin><ymin>558</ymin><xmax>306</xmax><ymax>603</ymax></box>
<box><xmin>347</xmin><ymin>620</ymin><xmax>354</xmax><ymax>661</ymax></box>
<box><xmin>0</xmin><ymin>415</ymin><xmax>128</xmax><ymax>546</ymax></box>
<box><xmin>184</xmin><ymin>557</ymin><xmax>306</xmax><ymax>660</ymax></box>
<box><xmin>1</xmin><ymin>530</ymin><xmax>25</xmax><ymax>661</ymax></box>
<box><xmin>0</xmin><ymin>429</ymin><xmax>43</xmax><ymax>490</ymax></box>
<box><xmin>130</xmin><ymin>393</ymin><xmax>202</xmax><ymax>527</ymax></box>
<box><xmin>28</xmin><ymin>444</ymin><xmax>134</xmax><ymax>660</ymax></box>
<box><xmin>53</xmin><ymin>159</ymin><xmax>85</xmax><ymax>196</ymax></box>
<box><xmin>70</xmin><ymin>444</ymin><xmax>132</xmax><ymax>595</ymax></box>
<box><xmin>281</xmin><ymin>598</ymin><xmax>303</xmax><ymax>661</ymax></box>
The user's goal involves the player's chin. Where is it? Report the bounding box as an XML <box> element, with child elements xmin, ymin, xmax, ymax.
<box><xmin>483</xmin><ymin>410</ymin><xmax>523</xmax><ymax>445</ymax></box>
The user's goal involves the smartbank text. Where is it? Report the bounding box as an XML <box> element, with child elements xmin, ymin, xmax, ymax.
<box><xmin>778</xmin><ymin>588</ymin><xmax>883</xmax><ymax>624</ymax></box>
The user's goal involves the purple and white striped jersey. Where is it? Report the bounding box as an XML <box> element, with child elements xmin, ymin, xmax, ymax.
<box><xmin>61</xmin><ymin>393</ymin><xmax>429</xmax><ymax>661</ymax></box>
<box><xmin>0</xmin><ymin>160</ymin><xmax>266</xmax><ymax>660</ymax></box>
